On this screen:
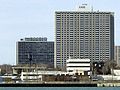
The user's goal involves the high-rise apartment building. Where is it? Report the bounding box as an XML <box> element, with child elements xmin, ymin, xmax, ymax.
<box><xmin>16</xmin><ymin>37</ymin><xmax>54</xmax><ymax>67</ymax></box>
<box><xmin>114</xmin><ymin>46</ymin><xmax>120</xmax><ymax>66</ymax></box>
<box><xmin>55</xmin><ymin>6</ymin><xmax>114</xmax><ymax>69</ymax></box>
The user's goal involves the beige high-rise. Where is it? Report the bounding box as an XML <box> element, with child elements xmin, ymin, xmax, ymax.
<box><xmin>55</xmin><ymin>10</ymin><xmax>114</xmax><ymax>69</ymax></box>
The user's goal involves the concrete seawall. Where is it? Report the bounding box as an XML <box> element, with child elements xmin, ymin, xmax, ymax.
<box><xmin>1</xmin><ymin>82</ymin><xmax>120</xmax><ymax>87</ymax></box>
<box><xmin>0</xmin><ymin>82</ymin><xmax>97</xmax><ymax>87</ymax></box>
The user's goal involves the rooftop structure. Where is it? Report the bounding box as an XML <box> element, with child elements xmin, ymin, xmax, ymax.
<box><xmin>20</xmin><ymin>37</ymin><xmax>47</xmax><ymax>42</ymax></box>
<box><xmin>77</xmin><ymin>4</ymin><xmax>92</xmax><ymax>12</ymax></box>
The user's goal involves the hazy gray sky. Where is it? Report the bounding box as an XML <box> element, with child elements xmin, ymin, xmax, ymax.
<box><xmin>0</xmin><ymin>0</ymin><xmax>120</xmax><ymax>65</ymax></box>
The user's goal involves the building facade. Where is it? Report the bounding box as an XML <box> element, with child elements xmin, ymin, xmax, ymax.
<box><xmin>66</xmin><ymin>59</ymin><xmax>90</xmax><ymax>75</ymax></box>
<box><xmin>16</xmin><ymin>37</ymin><xmax>54</xmax><ymax>67</ymax></box>
<box><xmin>114</xmin><ymin>46</ymin><xmax>120</xmax><ymax>66</ymax></box>
<box><xmin>55</xmin><ymin>7</ymin><xmax>114</xmax><ymax>68</ymax></box>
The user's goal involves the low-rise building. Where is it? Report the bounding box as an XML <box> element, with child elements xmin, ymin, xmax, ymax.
<box><xmin>20</xmin><ymin>70</ymin><xmax>68</xmax><ymax>82</ymax></box>
<box><xmin>114</xmin><ymin>46</ymin><xmax>120</xmax><ymax>66</ymax></box>
<box><xmin>12</xmin><ymin>65</ymin><xmax>49</xmax><ymax>75</ymax></box>
<box><xmin>97</xmin><ymin>69</ymin><xmax>120</xmax><ymax>81</ymax></box>
<box><xmin>66</xmin><ymin>59</ymin><xmax>90</xmax><ymax>75</ymax></box>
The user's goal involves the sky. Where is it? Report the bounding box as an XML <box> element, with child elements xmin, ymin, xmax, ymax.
<box><xmin>0</xmin><ymin>0</ymin><xmax>120</xmax><ymax>65</ymax></box>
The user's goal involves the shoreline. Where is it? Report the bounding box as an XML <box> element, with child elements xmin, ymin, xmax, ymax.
<box><xmin>1</xmin><ymin>81</ymin><xmax>120</xmax><ymax>87</ymax></box>
<box><xmin>0</xmin><ymin>83</ymin><xmax>97</xmax><ymax>87</ymax></box>
<box><xmin>0</xmin><ymin>82</ymin><xmax>97</xmax><ymax>87</ymax></box>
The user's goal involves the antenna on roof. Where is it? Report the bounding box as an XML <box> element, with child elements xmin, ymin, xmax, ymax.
<box><xmin>91</xmin><ymin>6</ymin><xmax>93</xmax><ymax>12</ymax></box>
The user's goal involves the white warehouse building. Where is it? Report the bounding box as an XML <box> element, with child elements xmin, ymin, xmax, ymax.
<box><xmin>66</xmin><ymin>59</ymin><xmax>90</xmax><ymax>75</ymax></box>
<box><xmin>20</xmin><ymin>71</ymin><xmax>68</xmax><ymax>82</ymax></box>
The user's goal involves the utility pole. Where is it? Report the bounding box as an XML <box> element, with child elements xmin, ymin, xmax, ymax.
<box><xmin>28</xmin><ymin>53</ymin><xmax>33</xmax><ymax>72</ymax></box>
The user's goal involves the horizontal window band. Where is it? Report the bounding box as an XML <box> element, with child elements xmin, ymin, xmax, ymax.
<box><xmin>67</xmin><ymin>62</ymin><xmax>90</xmax><ymax>63</ymax></box>
<box><xmin>67</xmin><ymin>66</ymin><xmax>90</xmax><ymax>67</ymax></box>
